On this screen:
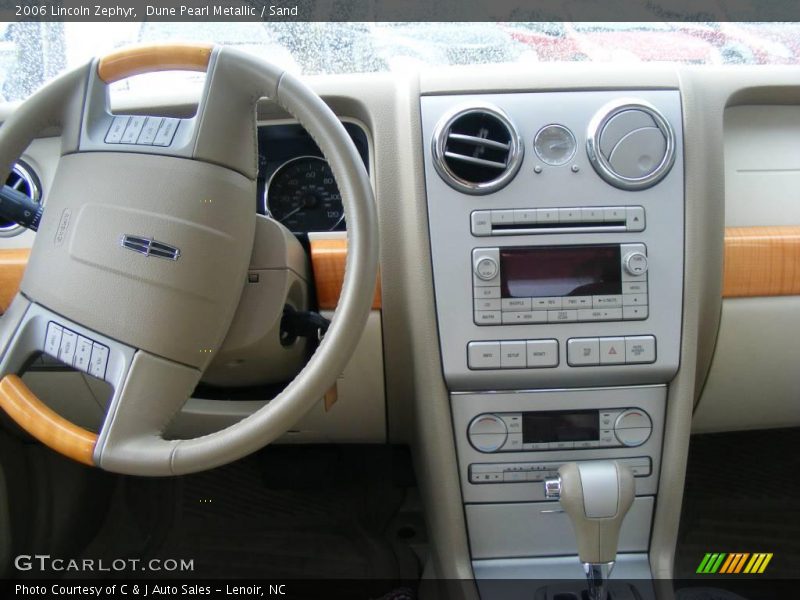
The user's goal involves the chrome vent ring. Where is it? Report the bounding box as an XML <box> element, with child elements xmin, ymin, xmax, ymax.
<box><xmin>431</xmin><ymin>104</ymin><xmax>524</xmax><ymax>195</ymax></box>
<box><xmin>2</xmin><ymin>161</ymin><xmax>42</xmax><ymax>236</ymax></box>
<box><xmin>587</xmin><ymin>99</ymin><xmax>676</xmax><ymax>191</ymax></box>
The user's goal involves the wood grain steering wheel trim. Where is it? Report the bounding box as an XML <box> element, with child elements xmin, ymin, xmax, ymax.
<box><xmin>0</xmin><ymin>374</ymin><xmax>97</xmax><ymax>465</ymax></box>
<box><xmin>97</xmin><ymin>43</ymin><xmax>214</xmax><ymax>84</ymax></box>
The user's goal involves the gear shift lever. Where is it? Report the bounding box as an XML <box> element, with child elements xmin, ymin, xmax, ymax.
<box><xmin>545</xmin><ymin>461</ymin><xmax>635</xmax><ymax>600</ymax></box>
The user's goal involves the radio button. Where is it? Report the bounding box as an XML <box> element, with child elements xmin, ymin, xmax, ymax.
<box><xmin>623</xmin><ymin>306</ymin><xmax>648</xmax><ymax>320</ymax></box>
<box><xmin>475</xmin><ymin>298</ymin><xmax>501</xmax><ymax>311</ymax></box>
<box><xmin>548</xmin><ymin>309</ymin><xmax>577</xmax><ymax>323</ymax></box>
<box><xmin>467</xmin><ymin>341</ymin><xmax>501</xmax><ymax>369</ymax></box>
<box><xmin>471</xmin><ymin>211</ymin><xmax>492</xmax><ymax>236</ymax></box>
<box><xmin>622</xmin><ymin>281</ymin><xmax>647</xmax><ymax>294</ymax></box>
<box><xmin>604</xmin><ymin>206</ymin><xmax>626</xmax><ymax>222</ymax></box>
<box><xmin>623</xmin><ymin>294</ymin><xmax>648</xmax><ymax>306</ymax></box>
<box><xmin>625</xmin><ymin>336</ymin><xmax>656</xmax><ymax>363</ymax></box>
<box><xmin>490</xmin><ymin>209</ymin><xmax>515</xmax><ymax>225</ymax></box>
<box><xmin>536</xmin><ymin>208</ymin><xmax>559</xmax><ymax>223</ymax></box>
<box><xmin>551</xmin><ymin>441</ymin><xmax>575</xmax><ymax>450</ymax></box>
<box><xmin>563</xmin><ymin>296</ymin><xmax>592</xmax><ymax>308</ymax></box>
<box><xmin>567</xmin><ymin>337</ymin><xmax>600</xmax><ymax>366</ymax></box>
<box><xmin>474</xmin><ymin>256</ymin><xmax>499</xmax><ymax>281</ymax></box>
<box><xmin>502</xmin><ymin>298</ymin><xmax>532</xmax><ymax>311</ymax></box>
<box><xmin>502</xmin><ymin>311</ymin><xmax>548</xmax><ymax>324</ymax></box>
<box><xmin>526</xmin><ymin>339</ymin><xmax>559</xmax><ymax>368</ymax></box>
<box><xmin>558</xmin><ymin>207</ymin><xmax>581</xmax><ymax>222</ymax></box>
<box><xmin>578</xmin><ymin>308</ymin><xmax>622</xmax><ymax>322</ymax></box>
<box><xmin>500</xmin><ymin>341</ymin><xmax>527</xmax><ymax>369</ymax></box>
<box><xmin>593</xmin><ymin>295</ymin><xmax>622</xmax><ymax>308</ymax></box>
<box><xmin>533</xmin><ymin>297</ymin><xmax>561</xmax><ymax>310</ymax></box>
<box><xmin>581</xmin><ymin>207</ymin><xmax>605</xmax><ymax>222</ymax></box>
<box><xmin>474</xmin><ymin>311</ymin><xmax>501</xmax><ymax>325</ymax></box>
<box><xmin>599</xmin><ymin>337</ymin><xmax>626</xmax><ymax>364</ymax></box>
<box><xmin>626</xmin><ymin>206</ymin><xmax>646</xmax><ymax>231</ymax></box>
<box><xmin>475</xmin><ymin>286</ymin><xmax>501</xmax><ymax>299</ymax></box>
<box><xmin>514</xmin><ymin>209</ymin><xmax>537</xmax><ymax>224</ymax></box>
<box><xmin>623</xmin><ymin>251</ymin><xmax>649</xmax><ymax>276</ymax></box>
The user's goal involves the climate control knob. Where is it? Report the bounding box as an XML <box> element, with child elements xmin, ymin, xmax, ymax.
<box><xmin>468</xmin><ymin>413</ymin><xmax>508</xmax><ymax>453</ymax></box>
<box><xmin>613</xmin><ymin>408</ymin><xmax>653</xmax><ymax>447</ymax></box>
<box><xmin>623</xmin><ymin>251</ymin><xmax>648</xmax><ymax>277</ymax></box>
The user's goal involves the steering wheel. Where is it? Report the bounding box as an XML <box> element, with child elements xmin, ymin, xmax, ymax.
<box><xmin>0</xmin><ymin>44</ymin><xmax>378</xmax><ymax>476</ymax></box>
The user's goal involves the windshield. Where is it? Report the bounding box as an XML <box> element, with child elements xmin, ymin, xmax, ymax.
<box><xmin>0</xmin><ymin>21</ymin><xmax>797</xmax><ymax>101</ymax></box>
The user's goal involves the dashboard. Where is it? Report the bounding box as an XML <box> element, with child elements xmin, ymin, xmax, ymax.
<box><xmin>0</xmin><ymin>60</ymin><xmax>798</xmax><ymax>589</ymax></box>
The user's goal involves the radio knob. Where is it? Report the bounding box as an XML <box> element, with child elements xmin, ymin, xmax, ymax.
<box><xmin>468</xmin><ymin>413</ymin><xmax>508</xmax><ymax>453</ymax></box>
<box><xmin>474</xmin><ymin>256</ymin><xmax>499</xmax><ymax>281</ymax></box>
<box><xmin>623</xmin><ymin>251</ymin><xmax>648</xmax><ymax>276</ymax></box>
<box><xmin>613</xmin><ymin>409</ymin><xmax>653</xmax><ymax>447</ymax></box>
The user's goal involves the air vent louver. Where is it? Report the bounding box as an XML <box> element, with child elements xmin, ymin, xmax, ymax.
<box><xmin>587</xmin><ymin>100</ymin><xmax>676</xmax><ymax>191</ymax></box>
<box><xmin>432</xmin><ymin>105</ymin><xmax>523</xmax><ymax>195</ymax></box>
<box><xmin>1</xmin><ymin>162</ymin><xmax>41</xmax><ymax>235</ymax></box>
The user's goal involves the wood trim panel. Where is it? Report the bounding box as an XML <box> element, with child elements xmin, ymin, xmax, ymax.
<box><xmin>0</xmin><ymin>248</ymin><xmax>28</xmax><ymax>313</ymax></box>
<box><xmin>0</xmin><ymin>375</ymin><xmax>97</xmax><ymax>466</ymax></box>
<box><xmin>309</xmin><ymin>238</ymin><xmax>381</xmax><ymax>310</ymax></box>
<box><xmin>97</xmin><ymin>43</ymin><xmax>213</xmax><ymax>84</ymax></box>
<box><xmin>723</xmin><ymin>226</ymin><xmax>800</xmax><ymax>298</ymax></box>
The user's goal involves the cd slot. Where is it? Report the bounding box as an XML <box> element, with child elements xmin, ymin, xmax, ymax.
<box><xmin>492</xmin><ymin>221</ymin><xmax>627</xmax><ymax>235</ymax></box>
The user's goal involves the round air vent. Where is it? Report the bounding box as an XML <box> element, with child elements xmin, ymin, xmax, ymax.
<box><xmin>587</xmin><ymin>100</ymin><xmax>675</xmax><ymax>191</ymax></box>
<box><xmin>432</xmin><ymin>104</ymin><xmax>524</xmax><ymax>195</ymax></box>
<box><xmin>1</xmin><ymin>161</ymin><xmax>41</xmax><ymax>236</ymax></box>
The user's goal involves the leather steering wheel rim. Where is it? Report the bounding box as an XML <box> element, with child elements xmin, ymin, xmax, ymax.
<box><xmin>0</xmin><ymin>44</ymin><xmax>378</xmax><ymax>476</ymax></box>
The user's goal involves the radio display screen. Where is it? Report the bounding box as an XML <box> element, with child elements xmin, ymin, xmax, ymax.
<box><xmin>522</xmin><ymin>410</ymin><xmax>599</xmax><ymax>443</ymax></box>
<box><xmin>500</xmin><ymin>245</ymin><xmax>621</xmax><ymax>298</ymax></box>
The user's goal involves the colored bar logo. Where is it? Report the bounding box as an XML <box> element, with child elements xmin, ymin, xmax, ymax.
<box><xmin>696</xmin><ymin>553</ymin><xmax>773</xmax><ymax>574</ymax></box>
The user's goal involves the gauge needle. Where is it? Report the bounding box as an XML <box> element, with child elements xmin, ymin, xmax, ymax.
<box><xmin>279</xmin><ymin>205</ymin><xmax>304</xmax><ymax>222</ymax></box>
<box><xmin>549</xmin><ymin>141</ymin><xmax>569</xmax><ymax>150</ymax></box>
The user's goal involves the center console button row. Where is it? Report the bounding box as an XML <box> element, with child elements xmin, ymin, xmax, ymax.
<box><xmin>471</xmin><ymin>206</ymin><xmax>645</xmax><ymax>236</ymax></box>
<box><xmin>467</xmin><ymin>339</ymin><xmax>558</xmax><ymax>370</ymax></box>
<box><xmin>567</xmin><ymin>335</ymin><xmax>656</xmax><ymax>366</ymax></box>
<box><xmin>468</xmin><ymin>457</ymin><xmax>652</xmax><ymax>484</ymax></box>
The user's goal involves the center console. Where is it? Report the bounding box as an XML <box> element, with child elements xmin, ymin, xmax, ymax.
<box><xmin>421</xmin><ymin>90</ymin><xmax>684</xmax><ymax>589</ymax></box>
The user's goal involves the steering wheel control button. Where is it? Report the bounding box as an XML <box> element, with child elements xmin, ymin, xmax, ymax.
<box><xmin>468</xmin><ymin>341</ymin><xmax>501</xmax><ymax>370</ymax></box>
<box><xmin>89</xmin><ymin>343</ymin><xmax>110</xmax><ymax>379</ymax></box>
<box><xmin>104</xmin><ymin>116</ymin><xmax>129</xmax><ymax>144</ymax></box>
<box><xmin>153</xmin><ymin>118</ymin><xmax>180</xmax><ymax>147</ymax></box>
<box><xmin>120</xmin><ymin>116</ymin><xmax>146</xmax><ymax>144</ymax></box>
<box><xmin>468</xmin><ymin>414</ymin><xmax>508</xmax><ymax>453</ymax></box>
<box><xmin>137</xmin><ymin>117</ymin><xmax>163</xmax><ymax>145</ymax></box>
<box><xmin>567</xmin><ymin>337</ymin><xmax>600</xmax><ymax>366</ymax></box>
<box><xmin>44</xmin><ymin>322</ymin><xmax>64</xmax><ymax>356</ymax></box>
<box><xmin>625</xmin><ymin>336</ymin><xmax>657</xmax><ymax>364</ymax></box>
<box><xmin>526</xmin><ymin>339</ymin><xmax>559</xmax><ymax>368</ymax></box>
<box><xmin>623</xmin><ymin>251</ymin><xmax>649</xmax><ymax>276</ymax></box>
<box><xmin>74</xmin><ymin>336</ymin><xmax>94</xmax><ymax>372</ymax></box>
<box><xmin>58</xmin><ymin>329</ymin><xmax>77</xmax><ymax>365</ymax></box>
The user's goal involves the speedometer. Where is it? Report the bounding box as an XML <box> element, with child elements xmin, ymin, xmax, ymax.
<box><xmin>265</xmin><ymin>156</ymin><xmax>345</xmax><ymax>232</ymax></box>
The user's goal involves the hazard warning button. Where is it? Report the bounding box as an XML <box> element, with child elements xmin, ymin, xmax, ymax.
<box><xmin>599</xmin><ymin>337</ymin><xmax>626</xmax><ymax>365</ymax></box>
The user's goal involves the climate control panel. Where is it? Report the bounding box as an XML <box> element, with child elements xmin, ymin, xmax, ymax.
<box><xmin>467</xmin><ymin>408</ymin><xmax>653</xmax><ymax>453</ymax></box>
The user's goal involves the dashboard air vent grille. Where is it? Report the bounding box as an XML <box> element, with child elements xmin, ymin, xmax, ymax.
<box><xmin>432</xmin><ymin>105</ymin><xmax>523</xmax><ymax>195</ymax></box>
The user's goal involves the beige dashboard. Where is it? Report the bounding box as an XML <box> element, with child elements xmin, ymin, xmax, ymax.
<box><xmin>0</xmin><ymin>62</ymin><xmax>799</xmax><ymax>582</ymax></box>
